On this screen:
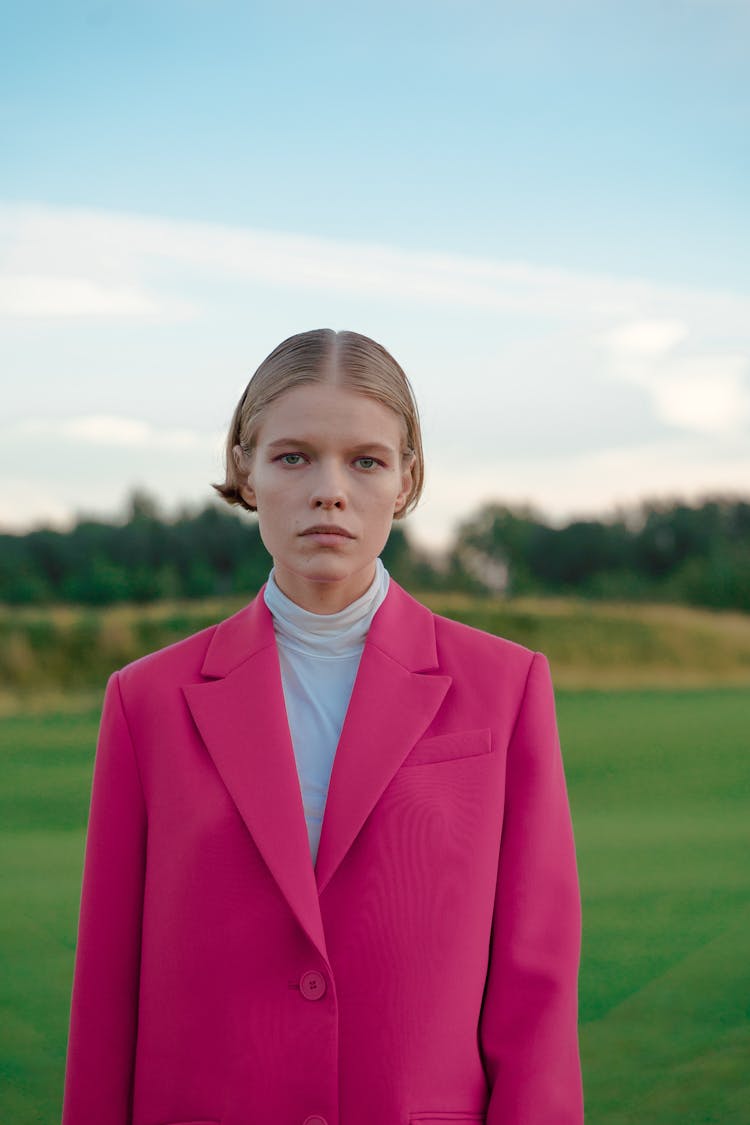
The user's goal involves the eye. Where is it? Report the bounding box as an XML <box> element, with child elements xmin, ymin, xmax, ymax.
<box><xmin>354</xmin><ymin>456</ymin><xmax>381</xmax><ymax>470</ymax></box>
<box><xmin>277</xmin><ymin>453</ymin><xmax>306</xmax><ymax>466</ymax></box>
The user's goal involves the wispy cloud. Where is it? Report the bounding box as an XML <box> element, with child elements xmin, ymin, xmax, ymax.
<box><xmin>0</xmin><ymin>274</ymin><xmax>168</xmax><ymax>318</ymax></box>
<box><xmin>603</xmin><ymin>317</ymin><xmax>750</xmax><ymax>436</ymax></box>
<box><xmin>2</xmin><ymin>202</ymin><xmax>750</xmax><ymax>333</ymax></box>
<box><xmin>11</xmin><ymin>415</ymin><xmax>223</xmax><ymax>451</ymax></box>
<box><xmin>606</xmin><ymin>319</ymin><xmax>690</xmax><ymax>356</ymax></box>
<box><xmin>1</xmin><ymin>202</ymin><xmax>748</xmax><ymax>544</ymax></box>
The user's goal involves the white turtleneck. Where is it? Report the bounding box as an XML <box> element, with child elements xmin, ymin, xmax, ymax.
<box><xmin>263</xmin><ymin>558</ymin><xmax>391</xmax><ymax>867</ymax></box>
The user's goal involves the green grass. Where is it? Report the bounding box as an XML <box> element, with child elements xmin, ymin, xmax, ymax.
<box><xmin>1</xmin><ymin>688</ymin><xmax>748</xmax><ymax>1122</ymax></box>
<box><xmin>555</xmin><ymin>688</ymin><xmax>750</xmax><ymax>1122</ymax></box>
<box><xmin>0</xmin><ymin>709</ymin><xmax>99</xmax><ymax>1123</ymax></box>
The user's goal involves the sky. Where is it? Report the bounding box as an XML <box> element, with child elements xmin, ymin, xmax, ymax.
<box><xmin>1</xmin><ymin>0</ymin><xmax>749</xmax><ymax>551</ymax></box>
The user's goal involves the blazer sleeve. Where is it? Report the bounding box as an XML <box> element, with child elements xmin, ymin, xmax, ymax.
<box><xmin>478</xmin><ymin>651</ymin><xmax>584</xmax><ymax>1124</ymax></box>
<box><xmin>61</xmin><ymin>671</ymin><xmax>147</xmax><ymax>1125</ymax></box>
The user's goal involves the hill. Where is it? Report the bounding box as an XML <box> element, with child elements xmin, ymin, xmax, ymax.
<box><xmin>1</xmin><ymin>593</ymin><xmax>748</xmax><ymax>713</ymax></box>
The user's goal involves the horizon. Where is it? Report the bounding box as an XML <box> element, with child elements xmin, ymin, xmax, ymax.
<box><xmin>3</xmin><ymin>481</ymin><xmax>747</xmax><ymax>556</ymax></box>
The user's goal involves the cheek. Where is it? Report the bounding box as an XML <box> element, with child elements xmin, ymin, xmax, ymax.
<box><xmin>254</xmin><ymin>472</ymin><xmax>296</xmax><ymax>505</ymax></box>
<box><xmin>363</xmin><ymin>488</ymin><xmax>402</xmax><ymax>527</ymax></box>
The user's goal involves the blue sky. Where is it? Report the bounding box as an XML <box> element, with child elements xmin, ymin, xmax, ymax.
<box><xmin>2</xmin><ymin>0</ymin><xmax>749</xmax><ymax>548</ymax></box>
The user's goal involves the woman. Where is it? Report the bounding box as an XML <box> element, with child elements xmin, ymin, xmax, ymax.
<box><xmin>62</xmin><ymin>329</ymin><xmax>583</xmax><ymax>1125</ymax></box>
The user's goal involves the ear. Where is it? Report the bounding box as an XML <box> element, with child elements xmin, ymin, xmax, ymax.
<box><xmin>233</xmin><ymin>443</ymin><xmax>257</xmax><ymax>507</ymax></box>
<box><xmin>394</xmin><ymin>451</ymin><xmax>416</xmax><ymax>514</ymax></box>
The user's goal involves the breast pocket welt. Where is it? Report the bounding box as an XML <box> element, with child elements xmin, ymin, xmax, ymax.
<box><xmin>401</xmin><ymin>728</ymin><xmax>492</xmax><ymax>767</ymax></box>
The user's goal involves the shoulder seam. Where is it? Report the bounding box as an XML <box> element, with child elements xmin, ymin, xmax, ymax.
<box><xmin>112</xmin><ymin>670</ymin><xmax>147</xmax><ymax>809</ymax></box>
<box><xmin>506</xmin><ymin>650</ymin><xmax>540</xmax><ymax>749</ymax></box>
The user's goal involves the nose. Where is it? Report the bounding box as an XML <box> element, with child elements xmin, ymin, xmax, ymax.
<box><xmin>310</xmin><ymin>459</ymin><xmax>347</xmax><ymax>510</ymax></box>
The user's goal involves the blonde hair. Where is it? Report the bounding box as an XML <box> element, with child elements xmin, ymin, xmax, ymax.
<box><xmin>213</xmin><ymin>329</ymin><xmax>424</xmax><ymax>519</ymax></box>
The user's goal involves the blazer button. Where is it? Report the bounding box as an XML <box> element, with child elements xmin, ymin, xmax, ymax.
<box><xmin>302</xmin><ymin>1117</ymin><xmax>327</xmax><ymax>1125</ymax></box>
<box><xmin>299</xmin><ymin>969</ymin><xmax>327</xmax><ymax>1000</ymax></box>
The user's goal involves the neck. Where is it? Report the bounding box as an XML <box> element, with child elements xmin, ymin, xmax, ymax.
<box><xmin>271</xmin><ymin>562</ymin><xmax>379</xmax><ymax>614</ymax></box>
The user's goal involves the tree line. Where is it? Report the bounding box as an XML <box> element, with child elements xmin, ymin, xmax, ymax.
<box><xmin>1</xmin><ymin>489</ymin><xmax>748</xmax><ymax>612</ymax></box>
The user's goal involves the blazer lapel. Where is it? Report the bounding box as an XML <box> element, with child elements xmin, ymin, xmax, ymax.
<box><xmin>182</xmin><ymin>579</ymin><xmax>451</xmax><ymax>963</ymax></box>
<box><xmin>314</xmin><ymin>583</ymin><xmax>451</xmax><ymax>893</ymax></box>
<box><xmin>183</xmin><ymin>594</ymin><xmax>327</xmax><ymax>960</ymax></box>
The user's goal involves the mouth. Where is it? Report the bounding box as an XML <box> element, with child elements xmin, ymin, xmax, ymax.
<box><xmin>300</xmin><ymin>524</ymin><xmax>355</xmax><ymax>539</ymax></box>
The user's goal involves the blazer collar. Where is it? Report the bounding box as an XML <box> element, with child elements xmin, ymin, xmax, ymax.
<box><xmin>183</xmin><ymin>578</ymin><xmax>450</xmax><ymax>966</ymax></box>
<box><xmin>198</xmin><ymin>576</ymin><xmax>441</xmax><ymax>678</ymax></box>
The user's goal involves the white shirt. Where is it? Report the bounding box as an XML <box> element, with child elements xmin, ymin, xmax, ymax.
<box><xmin>263</xmin><ymin>558</ymin><xmax>391</xmax><ymax>866</ymax></box>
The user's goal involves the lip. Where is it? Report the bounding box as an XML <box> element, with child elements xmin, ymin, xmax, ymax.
<box><xmin>300</xmin><ymin>524</ymin><xmax>355</xmax><ymax>538</ymax></box>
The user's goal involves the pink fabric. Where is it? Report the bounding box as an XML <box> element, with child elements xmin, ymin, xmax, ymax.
<box><xmin>62</xmin><ymin>580</ymin><xmax>583</xmax><ymax>1125</ymax></box>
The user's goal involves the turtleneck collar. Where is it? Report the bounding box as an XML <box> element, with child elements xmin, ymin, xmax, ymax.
<box><xmin>263</xmin><ymin>557</ymin><xmax>391</xmax><ymax>658</ymax></box>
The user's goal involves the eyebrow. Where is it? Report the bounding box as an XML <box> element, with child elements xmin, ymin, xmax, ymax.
<box><xmin>264</xmin><ymin>438</ymin><xmax>397</xmax><ymax>455</ymax></box>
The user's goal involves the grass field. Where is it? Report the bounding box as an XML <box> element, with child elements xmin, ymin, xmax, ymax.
<box><xmin>1</xmin><ymin>685</ymin><xmax>748</xmax><ymax>1122</ymax></box>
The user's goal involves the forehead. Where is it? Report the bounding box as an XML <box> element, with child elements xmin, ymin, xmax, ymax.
<box><xmin>255</xmin><ymin>382</ymin><xmax>405</xmax><ymax>446</ymax></box>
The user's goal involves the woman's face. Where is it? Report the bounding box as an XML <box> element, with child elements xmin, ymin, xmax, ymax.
<box><xmin>236</xmin><ymin>380</ymin><xmax>414</xmax><ymax>613</ymax></box>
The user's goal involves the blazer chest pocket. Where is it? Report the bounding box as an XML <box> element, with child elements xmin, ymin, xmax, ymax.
<box><xmin>401</xmin><ymin>728</ymin><xmax>492</xmax><ymax>767</ymax></box>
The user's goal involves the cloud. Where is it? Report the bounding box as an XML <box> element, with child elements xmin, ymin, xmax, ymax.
<box><xmin>0</xmin><ymin>274</ymin><xmax>168</xmax><ymax>318</ymax></box>
<box><xmin>603</xmin><ymin>317</ymin><xmax>750</xmax><ymax>436</ymax></box>
<box><xmin>606</xmin><ymin>318</ymin><xmax>689</xmax><ymax>356</ymax></box>
<box><xmin>10</xmin><ymin>415</ymin><xmax>223</xmax><ymax>451</ymax></box>
<box><xmin>648</xmin><ymin>355</ymin><xmax>750</xmax><ymax>434</ymax></box>
<box><xmin>2</xmin><ymin>204</ymin><xmax>748</xmax><ymax>441</ymax></box>
<box><xmin>2</xmin><ymin>201</ymin><xmax>750</xmax><ymax>332</ymax></box>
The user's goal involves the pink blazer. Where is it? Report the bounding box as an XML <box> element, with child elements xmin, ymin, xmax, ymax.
<box><xmin>62</xmin><ymin>578</ymin><xmax>583</xmax><ymax>1125</ymax></box>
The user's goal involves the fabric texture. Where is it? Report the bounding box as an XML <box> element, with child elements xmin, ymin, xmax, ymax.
<box><xmin>61</xmin><ymin>578</ymin><xmax>584</xmax><ymax>1125</ymax></box>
